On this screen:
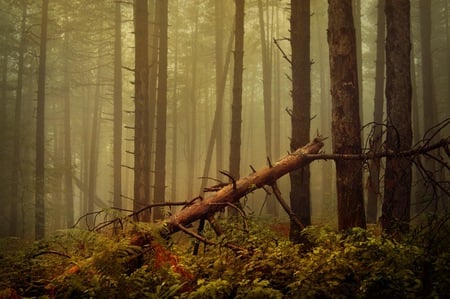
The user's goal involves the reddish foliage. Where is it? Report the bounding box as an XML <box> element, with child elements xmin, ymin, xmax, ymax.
<box><xmin>0</xmin><ymin>288</ymin><xmax>21</xmax><ymax>299</ymax></box>
<box><xmin>152</xmin><ymin>243</ymin><xmax>194</xmax><ymax>282</ymax></box>
<box><xmin>269</xmin><ymin>222</ymin><xmax>290</xmax><ymax>238</ymax></box>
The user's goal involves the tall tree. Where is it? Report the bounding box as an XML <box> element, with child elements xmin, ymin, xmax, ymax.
<box><xmin>87</xmin><ymin>49</ymin><xmax>103</xmax><ymax>225</ymax></box>
<box><xmin>366</xmin><ymin>0</ymin><xmax>385</xmax><ymax>224</ymax></box>
<box><xmin>62</xmin><ymin>12</ymin><xmax>74</xmax><ymax>227</ymax></box>
<box><xmin>328</xmin><ymin>0</ymin><xmax>366</xmax><ymax>230</ymax></box>
<box><xmin>187</xmin><ymin>1</ymin><xmax>199</xmax><ymax>200</ymax></box>
<box><xmin>153</xmin><ymin>0</ymin><xmax>168</xmax><ymax>220</ymax></box>
<box><xmin>258</xmin><ymin>0</ymin><xmax>277</xmax><ymax>217</ymax></box>
<box><xmin>215</xmin><ymin>0</ymin><xmax>224</xmax><ymax>174</ymax></box>
<box><xmin>257</xmin><ymin>0</ymin><xmax>272</xmax><ymax>159</ymax></box>
<box><xmin>147</xmin><ymin>0</ymin><xmax>159</xmax><ymax>207</ymax></box>
<box><xmin>11</xmin><ymin>0</ymin><xmax>28</xmax><ymax>236</ymax></box>
<box><xmin>35</xmin><ymin>0</ymin><xmax>49</xmax><ymax>239</ymax></box>
<box><xmin>352</xmin><ymin>0</ymin><xmax>363</xmax><ymax>124</ymax></box>
<box><xmin>289</xmin><ymin>0</ymin><xmax>311</xmax><ymax>241</ymax></box>
<box><xmin>417</xmin><ymin>0</ymin><xmax>438</xmax><ymax>212</ymax></box>
<box><xmin>113</xmin><ymin>0</ymin><xmax>123</xmax><ymax>209</ymax></box>
<box><xmin>133</xmin><ymin>0</ymin><xmax>150</xmax><ymax>220</ymax></box>
<box><xmin>229</xmin><ymin>0</ymin><xmax>245</xmax><ymax>184</ymax></box>
<box><xmin>381</xmin><ymin>0</ymin><xmax>412</xmax><ymax>235</ymax></box>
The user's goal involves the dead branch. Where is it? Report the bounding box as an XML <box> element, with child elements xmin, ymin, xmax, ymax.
<box><xmin>178</xmin><ymin>224</ymin><xmax>247</xmax><ymax>254</ymax></box>
<box><xmin>270</xmin><ymin>182</ymin><xmax>304</xmax><ymax>230</ymax></box>
<box><xmin>305</xmin><ymin>137</ymin><xmax>449</xmax><ymax>161</ymax></box>
<box><xmin>160</xmin><ymin>136</ymin><xmax>325</xmax><ymax>238</ymax></box>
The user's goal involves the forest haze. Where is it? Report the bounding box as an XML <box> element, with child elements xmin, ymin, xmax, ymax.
<box><xmin>0</xmin><ymin>0</ymin><xmax>449</xmax><ymax>241</ymax></box>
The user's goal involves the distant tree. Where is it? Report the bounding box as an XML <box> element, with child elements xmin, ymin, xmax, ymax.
<box><xmin>62</xmin><ymin>12</ymin><xmax>74</xmax><ymax>227</ymax></box>
<box><xmin>187</xmin><ymin>0</ymin><xmax>199</xmax><ymax>200</ymax></box>
<box><xmin>289</xmin><ymin>0</ymin><xmax>312</xmax><ymax>241</ymax></box>
<box><xmin>327</xmin><ymin>0</ymin><xmax>366</xmax><ymax>230</ymax></box>
<box><xmin>113</xmin><ymin>0</ymin><xmax>122</xmax><ymax>210</ymax></box>
<box><xmin>153</xmin><ymin>0</ymin><xmax>168</xmax><ymax>220</ymax></box>
<box><xmin>258</xmin><ymin>0</ymin><xmax>278</xmax><ymax>217</ymax></box>
<box><xmin>215</xmin><ymin>0</ymin><xmax>225</xmax><ymax>174</ymax></box>
<box><xmin>35</xmin><ymin>0</ymin><xmax>49</xmax><ymax>239</ymax></box>
<box><xmin>366</xmin><ymin>0</ymin><xmax>385</xmax><ymax>224</ymax></box>
<box><xmin>257</xmin><ymin>0</ymin><xmax>272</xmax><ymax>160</ymax></box>
<box><xmin>133</xmin><ymin>0</ymin><xmax>150</xmax><ymax>221</ymax></box>
<box><xmin>381</xmin><ymin>0</ymin><xmax>412</xmax><ymax>235</ymax></box>
<box><xmin>12</xmin><ymin>0</ymin><xmax>28</xmax><ymax>236</ymax></box>
<box><xmin>87</xmin><ymin>46</ymin><xmax>103</xmax><ymax>225</ymax></box>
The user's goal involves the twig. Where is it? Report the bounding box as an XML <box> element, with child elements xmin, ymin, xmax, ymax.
<box><xmin>220</xmin><ymin>170</ymin><xmax>237</xmax><ymax>191</ymax></box>
<box><xmin>32</xmin><ymin>250</ymin><xmax>71</xmax><ymax>259</ymax></box>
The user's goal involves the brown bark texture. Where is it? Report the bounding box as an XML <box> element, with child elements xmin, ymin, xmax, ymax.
<box><xmin>133</xmin><ymin>0</ymin><xmax>150</xmax><ymax>220</ymax></box>
<box><xmin>290</xmin><ymin>0</ymin><xmax>312</xmax><ymax>240</ymax></box>
<box><xmin>161</xmin><ymin>137</ymin><xmax>324</xmax><ymax>237</ymax></box>
<box><xmin>328</xmin><ymin>0</ymin><xmax>366</xmax><ymax>230</ymax></box>
<box><xmin>381</xmin><ymin>0</ymin><xmax>413</xmax><ymax>235</ymax></box>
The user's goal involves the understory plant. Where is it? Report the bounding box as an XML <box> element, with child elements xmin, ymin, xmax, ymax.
<box><xmin>0</xmin><ymin>215</ymin><xmax>449</xmax><ymax>298</ymax></box>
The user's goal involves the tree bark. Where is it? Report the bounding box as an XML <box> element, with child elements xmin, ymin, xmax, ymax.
<box><xmin>153</xmin><ymin>0</ymin><xmax>168</xmax><ymax>220</ymax></box>
<box><xmin>113</xmin><ymin>0</ymin><xmax>123</xmax><ymax>210</ymax></box>
<box><xmin>290</xmin><ymin>0</ymin><xmax>312</xmax><ymax>241</ymax></box>
<box><xmin>327</xmin><ymin>0</ymin><xmax>366</xmax><ymax>230</ymax></box>
<box><xmin>228</xmin><ymin>0</ymin><xmax>245</xmax><ymax>216</ymax></box>
<box><xmin>187</xmin><ymin>1</ymin><xmax>199</xmax><ymax>200</ymax></box>
<box><xmin>381</xmin><ymin>0</ymin><xmax>412</xmax><ymax>235</ymax></box>
<box><xmin>162</xmin><ymin>137</ymin><xmax>325</xmax><ymax>237</ymax></box>
<box><xmin>35</xmin><ymin>0</ymin><xmax>49</xmax><ymax>239</ymax></box>
<box><xmin>63</xmin><ymin>13</ymin><xmax>74</xmax><ymax>227</ymax></box>
<box><xmin>12</xmin><ymin>0</ymin><xmax>28</xmax><ymax>236</ymax></box>
<box><xmin>134</xmin><ymin>0</ymin><xmax>150</xmax><ymax>220</ymax></box>
<box><xmin>366</xmin><ymin>0</ymin><xmax>385</xmax><ymax>224</ymax></box>
<box><xmin>215</xmin><ymin>0</ymin><xmax>225</xmax><ymax>175</ymax></box>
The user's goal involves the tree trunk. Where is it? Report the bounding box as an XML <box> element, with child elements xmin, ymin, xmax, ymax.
<box><xmin>215</xmin><ymin>0</ymin><xmax>224</xmax><ymax>174</ymax></box>
<box><xmin>87</xmin><ymin>54</ymin><xmax>102</xmax><ymax>226</ymax></box>
<box><xmin>228</xmin><ymin>0</ymin><xmax>245</xmax><ymax>217</ymax></box>
<box><xmin>366</xmin><ymin>0</ymin><xmax>385</xmax><ymax>224</ymax></box>
<box><xmin>153</xmin><ymin>0</ymin><xmax>168</xmax><ymax>220</ymax></box>
<box><xmin>171</xmin><ymin>0</ymin><xmax>179</xmax><ymax>202</ymax></box>
<box><xmin>257</xmin><ymin>0</ymin><xmax>272</xmax><ymax>159</ymax></box>
<box><xmin>273</xmin><ymin>3</ymin><xmax>281</xmax><ymax>161</ymax></box>
<box><xmin>134</xmin><ymin>0</ymin><xmax>150</xmax><ymax>221</ymax></box>
<box><xmin>187</xmin><ymin>1</ymin><xmax>199</xmax><ymax>200</ymax></box>
<box><xmin>416</xmin><ymin>0</ymin><xmax>437</xmax><ymax>213</ymax></box>
<box><xmin>162</xmin><ymin>138</ymin><xmax>325</xmax><ymax>237</ymax></box>
<box><xmin>353</xmin><ymin>0</ymin><xmax>364</xmax><ymax>125</ymax></box>
<box><xmin>12</xmin><ymin>0</ymin><xmax>27</xmax><ymax>236</ymax></box>
<box><xmin>229</xmin><ymin>0</ymin><xmax>245</xmax><ymax>181</ymax></box>
<box><xmin>113</xmin><ymin>0</ymin><xmax>123</xmax><ymax>210</ymax></box>
<box><xmin>200</xmin><ymin>28</ymin><xmax>234</xmax><ymax>195</ymax></box>
<box><xmin>63</xmin><ymin>14</ymin><xmax>74</xmax><ymax>227</ymax></box>
<box><xmin>290</xmin><ymin>0</ymin><xmax>312</xmax><ymax>240</ymax></box>
<box><xmin>327</xmin><ymin>0</ymin><xmax>366</xmax><ymax>230</ymax></box>
<box><xmin>35</xmin><ymin>0</ymin><xmax>49</xmax><ymax>239</ymax></box>
<box><xmin>148</xmin><ymin>0</ymin><xmax>159</xmax><ymax>207</ymax></box>
<box><xmin>381</xmin><ymin>0</ymin><xmax>412</xmax><ymax>235</ymax></box>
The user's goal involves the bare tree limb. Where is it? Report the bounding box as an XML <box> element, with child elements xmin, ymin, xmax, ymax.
<box><xmin>160</xmin><ymin>136</ymin><xmax>325</xmax><ymax>237</ymax></box>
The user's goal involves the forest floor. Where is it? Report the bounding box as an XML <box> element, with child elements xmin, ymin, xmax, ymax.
<box><xmin>1</xmin><ymin>216</ymin><xmax>449</xmax><ymax>298</ymax></box>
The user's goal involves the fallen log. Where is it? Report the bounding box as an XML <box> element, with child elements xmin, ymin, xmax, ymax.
<box><xmin>160</xmin><ymin>136</ymin><xmax>325</xmax><ymax>238</ymax></box>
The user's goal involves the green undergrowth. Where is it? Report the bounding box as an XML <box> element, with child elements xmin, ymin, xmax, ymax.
<box><xmin>1</xmin><ymin>216</ymin><xmax>449</xmax><ymax>298</ymax></box>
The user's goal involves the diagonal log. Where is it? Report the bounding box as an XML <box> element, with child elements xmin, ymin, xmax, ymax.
<box><xmin>161</xmin><ymin>137</ymin><xmax>325</xmax><ymax>237</ymax></box>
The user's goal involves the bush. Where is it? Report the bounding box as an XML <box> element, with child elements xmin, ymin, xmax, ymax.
<box><xmin>1</xmin><ymin>216</ymin><xmax>449</xmax><ymax>298</ymax></box>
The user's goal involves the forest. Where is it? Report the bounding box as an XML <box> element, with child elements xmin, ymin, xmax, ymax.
<box><xmin>0</xmin><ymin>0</ymin><xmax>449</xmax><ymax>298</ymax></box>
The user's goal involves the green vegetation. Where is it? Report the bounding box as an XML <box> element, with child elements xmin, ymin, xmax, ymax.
<box><xmin>1</xmin><ymin>216</ymin><xmax>449</xmax><ymax>298</ymax></box>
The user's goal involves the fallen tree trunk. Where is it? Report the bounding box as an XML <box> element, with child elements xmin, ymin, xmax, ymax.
<box><xmin>161</xmin><ymin>136</ymin><xmax>325</xmax><ymax>237</ymax></box>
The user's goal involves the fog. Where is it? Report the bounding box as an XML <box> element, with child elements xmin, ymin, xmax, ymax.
<box><xmin>0</xmin><ymin>0</ymin><xmax>448</xmax><ymax>238</ymax></box>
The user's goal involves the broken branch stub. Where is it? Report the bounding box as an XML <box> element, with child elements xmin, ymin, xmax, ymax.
<box><xmin>161</xmin><ymin>137</ymin><xmax>325</xmax><ymax>238</ymax></box>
